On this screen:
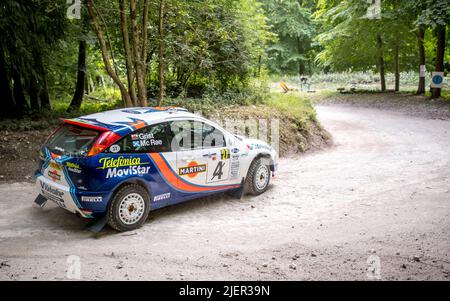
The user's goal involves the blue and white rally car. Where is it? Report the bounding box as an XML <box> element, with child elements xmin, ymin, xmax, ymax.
<box><xmin>35</xmin><ymin>107</ymin><xmax>278</xmax><ymax>231</ymax></box>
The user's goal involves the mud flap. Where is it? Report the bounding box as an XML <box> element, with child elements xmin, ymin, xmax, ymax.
<box><xmin>86</xmin><ymin>215</ymin><xmax>107</xmax><ymax>233</ymax></box>
<box><xmin>228</xmin><ymin>178</ymin><xmax>245</xmax><ymax>199</ymax></box>
<box><xmin>34</xmin><ymin>194</ymin><xmax>47</xmax><ymax>207</ymax></box>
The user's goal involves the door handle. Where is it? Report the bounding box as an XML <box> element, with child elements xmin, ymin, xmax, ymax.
<box><xmin>202</xmin><ymin>153</ymin><xmax>210</xmax><ymax>158</ymax></box>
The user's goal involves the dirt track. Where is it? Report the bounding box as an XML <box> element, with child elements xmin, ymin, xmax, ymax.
<box><xmin>1</xmin><ymin>104</ymin><xmax>450</xmax><ymax>280</ymax></box>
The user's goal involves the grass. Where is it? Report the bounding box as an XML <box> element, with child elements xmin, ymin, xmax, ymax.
<box><xmin>263</xmin><ymin>92</ymin><xmax>317</xmax><ymax>122</ymax></box>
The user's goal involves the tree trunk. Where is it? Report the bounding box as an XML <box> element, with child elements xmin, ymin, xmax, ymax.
<box><xmin>431</xmin><ymin>25</ymin><xmax>446</xmax><ymax>99</ymax></box>
<box><xmin>377</xmin><ymin>34</ymin><xmax>386</xmax><ymax>92</ymax></box>
<box><xmin>157</xmin><ymin>0</ymin><xmax>165</xmax><ymax>106</ymax></box>
<box><xmin>394</xmin><ymin>43</ymin><xmax>400</xmax><ymax>92</ymax></box>
<box><xmin>297</xmin><ymin>37</ymin><xmax>305</xmax><ymax>77</ymax></box>
<box><xmin>0</xmin><ymin>45</ymin><xmax>15</xmax><ymax>118</ymax></box>
<box><xmin>130</xmin><ymin>0</ymin><xmax>147</xmax><ymax>106</ymax></box>
<box><xmin>28</xmin><ymin>77</ymin><xmax>40</xmax><ymax>112</ymax></box>
<box><xmin>33</xmin><ymin>48</ymin><xmax>50</xmax><ymax>110</ymax></box>
<box><xmin>12</xmin><ymin>69</ymin><xmax>26</xmax><ymax>118</ymax></box>
<box><xmin>86</xmin><ymin>0</ymin><xmax>132</xmax><ymax>107</ymax></box>
<box><xmin>68</xmin><ymin>40</ymin><xmax>87</xmax><ymax>112</ymax></box>
<box><xmin>141</xmin><ymin>0</ymin><xmax>149</xmax><ymax>73</ymax></box>
<box><xmin>416</xmin><ymin>26</ymin><xmax>426</xmax><ymax>95</ymax></box>
<box><xmin>119</xmin><ymin>0</ymin><xmax>137</xmax><ymax>106</ymax></box>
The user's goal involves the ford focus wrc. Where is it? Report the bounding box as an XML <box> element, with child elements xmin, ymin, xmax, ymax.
<box><xmin>35</xmin><ymin>107</ymin><xmax>278</xmax><ymax>232</ymax></box>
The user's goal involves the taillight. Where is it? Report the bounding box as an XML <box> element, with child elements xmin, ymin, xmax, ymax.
<box><xmin>87</xmin><ymin>131</ymin><xmax>121</xmax><ymax>157</ymax></box>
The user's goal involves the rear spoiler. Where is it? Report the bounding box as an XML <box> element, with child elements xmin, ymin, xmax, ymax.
<box><xmin>62</xmin><ymin>118</ymin><xmax>110</xmax><ymax>132</ymax></box>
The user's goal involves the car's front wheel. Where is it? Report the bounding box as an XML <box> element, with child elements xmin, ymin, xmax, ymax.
<box><xmin>107</xmin><ymin>184</ymin><xmax>150</xmax><ymax>232</ymax></box>
<box><xmin>245</xmin><ymin>158</ymin><xmax>271</xmax><ymax>195</ymax></box>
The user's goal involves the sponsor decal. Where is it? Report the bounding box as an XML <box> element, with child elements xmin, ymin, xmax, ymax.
<box><xmin>99</xmin><ymin>156</ymin><xmax>150</xmax><ymax>179</ymax></box>
<box><xmin>66</xmin><ymin>162</ymin><xmax>82</xmax><ymax>173</ymax></box>
<box><xmin>40</xmin><ymin>181</ymin><xmax>65</xmax><ymax>208</ymax></box>
<box><xmin>221</xmin><ymin>149</ymin><xmax>230</xmax><ymax>160</ymax></box>
<box><xmin>179</xmin><ymin>161</ymin><xmax>207</xmax><ymax>178</ymax></box>
<box><xmin>81</xmin><ymin>196</ymin><xmax>102</xmax><ymax>203</ymax></box>
<box><xmin>153</xmin><ymin>193</ymin><xmax>171</xmax><ymax>202</ymax></box>
<box><xmin>230</xmin><ymin>156</ymin><xmax>240</xmax><ymax>179</ymax></box>
<box><xmin>41</xmin><ymin>182</ymin><xmax>64</xmax><ymax>198</ymax></box>
<box><xmin>106</xmin><ymin>165</ymin><xmax>151</xmax><ymax>178</ymax></box>
<box><xmin>50</xmin><ymin>161</ymin><xmax>62</xmax><ymax>171</ymax></box>
<box><xmin>48</xmin><ymin>169</ymin><xmax>61</xmax><ymax>181</ymax></box>
<box><xmin>231</xmin><ymin>148</ymin><xmax>240</xmax><ymax>154</ymax></box>
<box><xmin>250</xmin><ymin>143</ymin><xmax>272</xmax><ymax>151</ymax></box>
<box><xmin>109</xmin><ymin>145</ymin><xmax>121</xmax><ymax>153</ymax></box>
<box><xmin>97</xmin><ymin>156</ymin><xmax>148</xmax><ymax>169</ymax></box>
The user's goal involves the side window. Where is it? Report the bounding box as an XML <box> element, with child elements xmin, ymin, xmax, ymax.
<box><xmin>202</xmin><ymin>123</ymin><xmax>226</xmax><ymax>149</ymax></box>
<box><xmin>168</xmin><ymin>120</ymin><xmax>192</xmax><ymax>151</ymax></box>
<box><xmin>193</xmin><ymin>121</ymin><xmax>203</xmax><ymax>150</ymax></box>
<box><xmin>168</xmin><ymin>120</ymin><xmax>226</xmax><ymax>151</ymax></box>
<box><xmin>110</xmin><ymin>123</ymin><xmax>170</xmax><ymax>153</ymax></box>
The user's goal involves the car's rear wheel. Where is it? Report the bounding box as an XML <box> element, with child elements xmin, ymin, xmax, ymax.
<box><xmin>107</xmin><ymin>184</ymin><xmax>150</xmax><ymax>232</ymax></box>
<box><xmin>245</xmin><ymin>158</ymin><xmax>271</xmax><ymax>195</ymax></box>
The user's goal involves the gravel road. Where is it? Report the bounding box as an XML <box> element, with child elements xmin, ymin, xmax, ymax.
<box><xmin>1</xmin><ymin>104</ymin><xmax>449</xmax><ymax>281</ymax></box>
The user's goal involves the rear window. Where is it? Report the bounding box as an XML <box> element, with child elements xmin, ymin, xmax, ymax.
<box><xmin>46</xmin><ymin>124</ymin><xmax>101</xmax><ymax>157</ymax></box>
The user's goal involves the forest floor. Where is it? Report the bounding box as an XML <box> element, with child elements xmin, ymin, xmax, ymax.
<box><xmin>1</xmin><ymin>92</ymin><xmax>449</xmax><ymax>280</ymax></box>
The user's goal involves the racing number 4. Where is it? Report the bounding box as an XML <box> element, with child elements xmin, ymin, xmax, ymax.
<box><xmin>212</xmin><ymin>161</ymin><xmax>225</xmax><ymax>180</ymax></box>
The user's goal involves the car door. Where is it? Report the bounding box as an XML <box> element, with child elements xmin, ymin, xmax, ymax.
<box><xmin>169</xmin><ymin>120</ymin><xmax>209</xmax><ymax>187</ymax></box>
<box><xmin>202</xmin><ymin>122</ymin><xmax>232</xmax><ymax>185</ymax></box>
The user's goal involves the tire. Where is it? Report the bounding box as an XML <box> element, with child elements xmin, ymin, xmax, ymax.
<box><xmin>245</xmin><ymin>158</ymin><xmax>271</xmax><ymax>195</ymax></box>
<box><xmin>107</xmin><ymin>184</ymin><xmax>150</xmax><ymax>232</ymax></box>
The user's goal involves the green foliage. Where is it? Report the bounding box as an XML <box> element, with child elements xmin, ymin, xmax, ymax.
<box><xmin>263</xmin><ymin>92</ymin><xmax>316</xmax><ymax>121</ymax></box>
<box><xmin>416</xmin><ymin>0</ymin><xmax>450</xmax><ymax>27</ymax></box>
<box><xmin>143</xmin><ymin>0</ymin><xmax>273</xmax><ymax>98</ymax></box>
<box><xmin>262</xmin><ymin>0</ymin><xmax>318</xmax><ymax>76</ymax></box>
<box><xmin>315</xmin><ymin>0</ymin><xmax>449</xmax><ymax>76</ymax></box>
<box><xmin>2</xmin><ymin>0</ymin><xmax>449</xmax><ymax>121</ymax></box>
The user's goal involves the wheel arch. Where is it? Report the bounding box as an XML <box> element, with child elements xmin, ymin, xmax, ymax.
<box><xmin>110</xmin><ymin>178</ymin><xmax>153</xmax><ymax>205</ymax></box>
<box><xmin>245</xmin><ymin>152</ymin><xmax>271</xmax><ymax>180</ymax></box>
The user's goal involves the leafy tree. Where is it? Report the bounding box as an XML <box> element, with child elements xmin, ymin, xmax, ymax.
<box><xmin>263</xmin><ymin>0</ymin><xmax>317</xmax><ymax>76</ymax></box>
<box><xmin>416</xmin><ymin>0</ymin><xmax>450</xmax><ymax>98</ymax></box>
<box><xmin>315</xmin><ymin>0</ymin><xmax>421</xmax><ymax>92</ymax></box>
<box><xmin>0</xmin><ymin>0</ymin><xmax>67</xmax><ymax>118</ymax></box>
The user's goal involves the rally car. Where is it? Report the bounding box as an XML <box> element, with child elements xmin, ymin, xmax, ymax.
<box><xmin>34</xmin><ymin>107</ymin><xmax>278</xmax><ymax>232</ymax></box>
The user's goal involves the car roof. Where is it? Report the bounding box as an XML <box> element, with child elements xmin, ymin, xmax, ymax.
<box><xmin>64</xmin><ymin>107</ymin><xmax>204</xmax><ymax>137</ymax></box>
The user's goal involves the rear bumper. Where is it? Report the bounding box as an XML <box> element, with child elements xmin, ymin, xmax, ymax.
<box><xmin>35</xmin><ymin>173</ymin><xmax>109</xmax><ymax>218</ymax></box>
